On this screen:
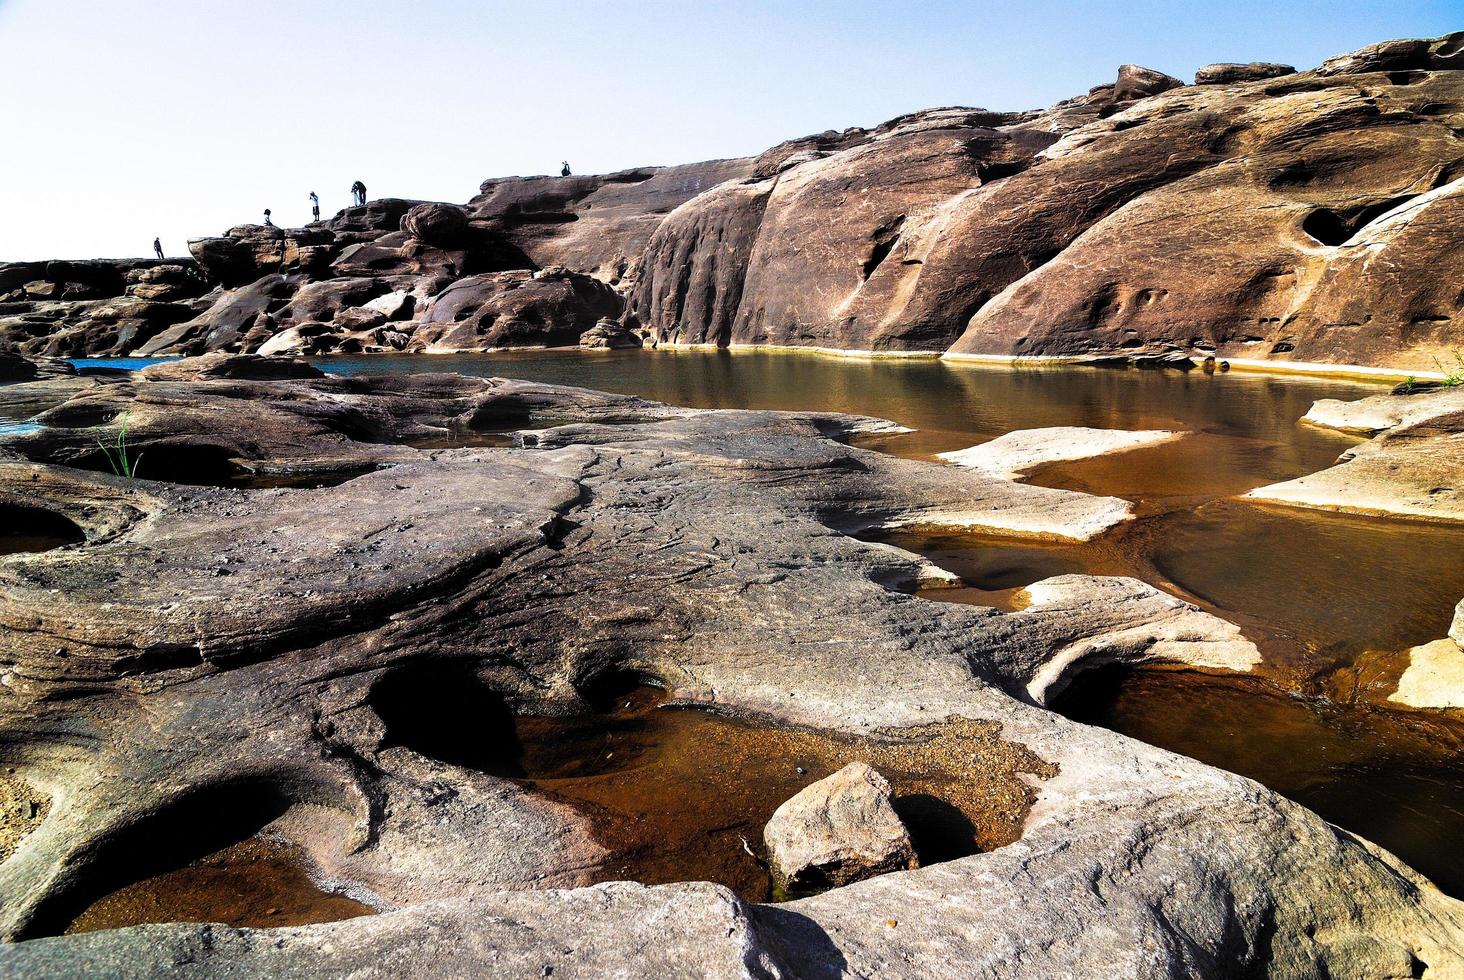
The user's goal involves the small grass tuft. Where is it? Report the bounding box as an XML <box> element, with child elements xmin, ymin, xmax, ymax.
<box><xmin>95</xmin><ymin>412</ymin><xmax>144</xmax><ymax>478</ymax></box>
<box><xmin>1436</xmin><ymin>350</ymin><xmax>1464</xmax><ymax>388</ymax></box>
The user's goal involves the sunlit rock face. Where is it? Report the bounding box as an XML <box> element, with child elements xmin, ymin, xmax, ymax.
<box><xmin>632</xmin><ymin>32</ymin><xmax>1464</xmax><ymax>368</ymax></box>
<box><xmin>3</xmin><ymin>33</ymin><xmax>1461</xmax><ymax>371</ymax></box>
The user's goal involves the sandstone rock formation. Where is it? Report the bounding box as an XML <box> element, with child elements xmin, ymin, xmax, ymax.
<box><xmin>1389</xmin><ymin>598</ymin><xmax>1464</xmax><ymax>710</ymax></box>
<box><xmin>578</xmin><ymin>317</ymin><xmax>644</xmax><ymax>349</ymax></box>
<box><xmin>4</xmin><ymin>32</ymin><xmax>1459</xmax><ymax>372</ymax></box>
<box><xmin>1391</xmin><ymin>638</ymin><xmax>1464</xmax><ymax>710</ymax></box>
<box><xmin>1</xmin><ymin>357</ymin><xmax>1463</xmax><ymax>977</ymax></box>
<box><xmin>936</xmin><ymin>426</ymin><xmax>1183</xmax><ymax>479</ymax></box>
<box><xmin>764</xmin><ymin>762</ymin><xmax>916</xmax><ymax>893</ymax></box>
<box><xmin>1246</xmin><ymin>385</ymin><xmax>1464</xmax><ymax>521</ymax></box>
<box><xmin>1193</xmin><ymin>62</ymin><xmax>1295</xmax><ymax>85</ymax></box>
<box><xmin>413</xmin><ymin>268</ymin><xmax>622</xmax><ymax>351</ymax></box>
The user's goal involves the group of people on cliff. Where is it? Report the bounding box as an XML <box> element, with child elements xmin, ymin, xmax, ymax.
<box><xmin>153</xmin><ymin>163</ymin><xmax>573</xmax><ymax>258</ymax></box>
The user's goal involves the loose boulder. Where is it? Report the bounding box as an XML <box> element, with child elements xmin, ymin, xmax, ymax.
<box><xmin>1113</xmin><ymin>64</ymin><xmax>1185</xmax><ymax>101</ymax></box>
<box><xmin>402</xmin><ymin>202</ymin><xmax>471</xmax><ymax>248</ymax></box>
<box><xmin>763</xmin><ymin>762</ymin><xmax>916</xmax><ymax>893</ymax></box>
<box><xmin>579</xmin><ymin>317</ymin><xmax>643</xmax><ymax>350</ymax></box>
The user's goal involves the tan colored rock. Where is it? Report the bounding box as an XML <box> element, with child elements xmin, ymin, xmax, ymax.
<box><xmin>1247</xmin><ymin>387</ymin><xmax>1464</xmax><ymax>522</ymax></box>
<box><xmin>764</xmin><ymin>762</ymin><xmax>916</xmax><ymax>892</ymax></box>
<box><xmin>1390</xmin><ymin>638</ymin><xmax>1464</xmax><ymax>709</ymax></box>
<box><xmin>1302</xmin><ymin>386</ymin><xmax>1464</xmax><ymax>435</ymax></box>
<box><xmin>937</xmin><ymin>426</ymin><xmax>1182</xmax><ymax>479</ymax></box>
<box><xmin>1011</xmin><ymin>575</ymin><xmax>1262</xmax><ymax>704</ymax></box>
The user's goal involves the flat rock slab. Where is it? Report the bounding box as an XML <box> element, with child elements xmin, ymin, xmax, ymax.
<box><xmin>1245</xmin><ymin>431</ymin><xmax>1464</xmax><ymax>522</ymax></box>
<box><xmin>937</xmin><ymin>426</ymin><xmax>1183</xmax><ymax>479</ymax></box>
<box><xmin>1248</xmin><ymin>387</ymin><xmax>1464</xmax><ymax>523</ymax></box>
<box><xmin>1302</xmin><ymin>387</ymin><xmax>1464</xmax><ymax>435</ymax></box>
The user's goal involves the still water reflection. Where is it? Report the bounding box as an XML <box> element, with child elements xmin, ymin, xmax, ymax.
<box><xmin>318</xmin><ymin>350</ymin><xmax>1464</xmax><ymax>892</ymax></box>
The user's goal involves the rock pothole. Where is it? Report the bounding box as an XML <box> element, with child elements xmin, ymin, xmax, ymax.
<box><xmin>0</xmin><ymin>505</ymin><xmax>86</xmax><ymax>556</ymax></box>
<box><xmin>26</xmin><ymin>779</ymin><xmax>364</xmax><ymax>939</ymax></box>
<box><xmin>370</xmin><ymin>662</ymin><xmax>1057</xmax><ymax>902</ymax></box>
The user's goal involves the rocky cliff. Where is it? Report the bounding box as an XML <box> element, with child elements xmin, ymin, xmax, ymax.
<box><xmin>2</xmin><ymin>32</ymin><xmax>1461</xmax><ymax>370</ymax></box>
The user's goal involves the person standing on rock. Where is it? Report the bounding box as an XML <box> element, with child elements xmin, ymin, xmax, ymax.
<box><xmin>560</xmin><ymin>161</ymin><xmax>571</xmax><ymax>177</ymax></box>
<box><xmin>351</xmin><ymin>180</ymin><xmax>367</xmax><ymax>206</ymax></box>
<box><xmin>263</xmin><ymin>208</ymin><xmax>275</xmax><ymax>227</ymax></box>
<box><xmin>152</xmin><ymin>237</ymin><xmax>164</xmax><ymax>260</ymax></box>
<box><xmin>309</xmin><ymin>190</ymin><xmax>320</xmax><ymax>222</ymax></box>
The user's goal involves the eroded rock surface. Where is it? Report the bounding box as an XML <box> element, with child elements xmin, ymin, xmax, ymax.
<box><xmin>6</xmin><ymin>33</ymin><xmax>1461</xmax><ymax>371</ymax></box>
<box><xmin>0</xmin><ymin>357</ymin><xmax>1461</xmax><ymax>977</ymax></box>
<box><xmin>1247</xmin><ymin>385</ymin><xmax>1464</xmax><ymax>521</ymax></box>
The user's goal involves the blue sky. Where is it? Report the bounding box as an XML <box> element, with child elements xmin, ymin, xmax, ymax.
<box><xmin>1</xmin><ymin>0</ymin><xmax>1460</xmax><ymax>260</ymax></box>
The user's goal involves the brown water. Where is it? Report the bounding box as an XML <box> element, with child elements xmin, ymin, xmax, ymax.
<box><xmin>372</xmin><ymin>667</ymin><xmax>1054</xmax><ymax>902</ymax></box>
<box><xmin>65</xmin><ymin>837</ymin><xmax>373</xmax><ymax>935</ymax></box>
<box><xmin>317</xmin><ymin>350</ymin><xmax>1464</xmax><ymax>893</ymax></box>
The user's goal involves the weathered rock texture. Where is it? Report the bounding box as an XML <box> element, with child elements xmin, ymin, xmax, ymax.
<box><xmin>1247</xmin><ymin>385</ymin><xmax>1464</xmax><ymax>521</ymax></box>
<box><xmin>764</xmin><ymin>762</ymin><xmax>917</xmax><ymax>893</ymax></box>
<box><xmin>937</xmin><ymin>426</ymin><xmax>1183</xmax><ymax>479</ymax></box>
<box><xmin>5</xmin><ymin>33</ymin><xmax>1461</xmax><ymax>371</ymax></box>
<box><xmin>1390</xmin><ymin>598</ymin><xmax>1464</xmax><ymax>710</ymax></box>
<box><xmin>1</xmin><ymin>357</ymin><xmax>1463</xmax><ymax>977</ymax></box>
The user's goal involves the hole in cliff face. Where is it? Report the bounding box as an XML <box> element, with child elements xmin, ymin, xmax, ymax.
<box><xmin>369</xmin><ymin>661</ymin><xmax>1055</xmax><ymax>902</ymax></box>
<box><xmin>29</xmin><ymin>780</ymin><xmax>370</xmax><ymax>938</ymax></box>
<box><xmin>1387</xmin><ymin>70</ymin><xmax>1429</xmax><ymax>85</ymax></box>
<box><xmin>0</xmin><ymin>505</ymin><xmax>86</xmax><ymax>555</ymax></box>
<box><xmin>862</xmin><ymin>236</ymin><xmax>899</xmax><ymax>281</ymax></box>
<box><xmin>1303</xmin><ymin>196</ymin><xmax>1420</xmax><ymax>247</ymax></box>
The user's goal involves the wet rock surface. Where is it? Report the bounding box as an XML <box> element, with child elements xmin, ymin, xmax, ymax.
<box><xmin>1</xmin><ymin>356</ymin><xmax>1463</xmax><ymax>976</ymax></box>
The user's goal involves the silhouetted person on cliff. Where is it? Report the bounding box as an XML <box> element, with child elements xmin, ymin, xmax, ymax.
<box><xmin>351</xmin><ymin>180</ymin><xmax>367</xmax><ymax>206</ymax></box>
<box><xmin>309</xmin><ymin>190</ymin><xmax>320</xmax><ymax>222</ymax></box>
<box><xmin>263</xmin><ymin>209</ymin><xmax>274</xmax><ymax>227</ymax></box>
<box><xmin>153</xmin><ymin>237</ymin><xmax>164</xmax><ymax>260</ymax></box>
<box><xmin>560</xmin><ymin>161</ymin><xmax>571</xmax><ymax>177</ymax></box>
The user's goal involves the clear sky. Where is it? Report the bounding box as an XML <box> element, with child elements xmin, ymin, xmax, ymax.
<box><xmin>1</xmin><ymin>0</ymin><xmax>1460</xmax><ymax>261</ymax></box>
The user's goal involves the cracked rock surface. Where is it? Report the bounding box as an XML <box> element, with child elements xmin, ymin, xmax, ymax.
<box><xmin>0</xmin><ymin>357</ymin><xmax>1462</xmax><ymax>977</ymax></box>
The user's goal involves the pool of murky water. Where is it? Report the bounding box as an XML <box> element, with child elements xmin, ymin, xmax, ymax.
<box><xmin>372</xmin><ymin>667</ymin><xmax>1053</xmax><ymax>903</ymax></box>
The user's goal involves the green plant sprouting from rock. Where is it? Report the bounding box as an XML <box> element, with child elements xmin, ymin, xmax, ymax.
<box><xmin>95</xmin><ymin>412</ymin><xmax>144</xmax><ymax>478</ymax></box>
<box><xmin>1437</xmin><ymin>350</ymin><xmax>1464</xmax><ymax>388</ymax></box>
